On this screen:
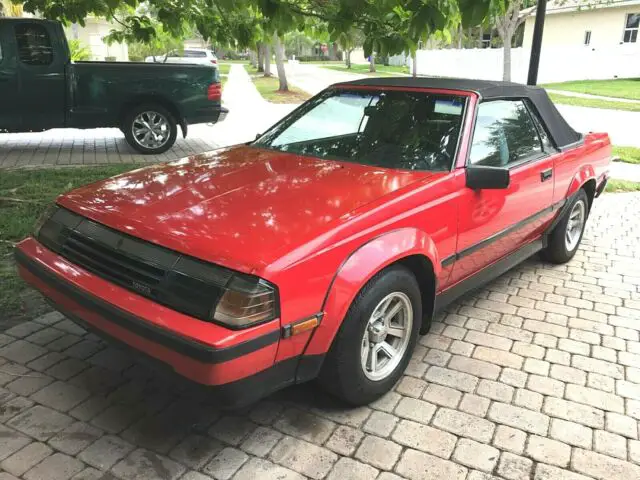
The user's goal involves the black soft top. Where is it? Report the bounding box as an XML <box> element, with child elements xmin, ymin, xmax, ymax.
<box><xmin>338</xmin><ymin>77</ymin><xmax>582</xmax><ymax>150</ymax></box>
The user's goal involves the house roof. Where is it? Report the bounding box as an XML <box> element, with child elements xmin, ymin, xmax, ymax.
<box><xmin>523</xmin><ymin>0</ymin><xmax>640</xmax><ymax>16</ymax></box>
<box><xmin>335</xmin><ymin>77</ymin><xmax>582</xmax><ymax>149</ymax></box>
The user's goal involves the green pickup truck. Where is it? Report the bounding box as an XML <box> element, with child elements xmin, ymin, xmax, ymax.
<box><xmin>0</xmin><ymin>18</ymin><xmax>227</xmax><ymax>154</ymax></box>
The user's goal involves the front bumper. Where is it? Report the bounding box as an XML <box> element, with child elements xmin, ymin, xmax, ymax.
<box><xmin>15</xmin><ymin>237</ymin><xmax>291</xmax><ymax>407</ymax></box>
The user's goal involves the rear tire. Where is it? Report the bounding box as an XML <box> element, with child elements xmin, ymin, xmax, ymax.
<box><xmin>542</xmin><ymin>189</ymin><xmax>589</xmax><ymax>264</ymax></box>
<box><xmin>123</xmin><ymin>104</ymin><xmax>177</xmax><ymax>155</ymax></box>
<box><xmin>318</xmin><ymin>265</ymin><xmax>421</xmax><ymax>405</ymax></box>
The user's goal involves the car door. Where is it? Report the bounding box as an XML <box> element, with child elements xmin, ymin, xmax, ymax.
<box><xmin>0</xmin><ymin>23</ymin><xmax>20</xmax><ymax>129</ymax></box>
<box><xmin>449</xmin><ymin>98</ymin><xmax>556</xmax><ymax>285</ymax></box>
<box><xmin>13</xmin><ymin>21</ymin><xmax>66</xmax><ymax>130</ymax></box>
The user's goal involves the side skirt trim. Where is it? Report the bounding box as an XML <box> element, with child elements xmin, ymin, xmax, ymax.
<box><xmin>435</xmin><ymin>239</ymin><xmax>544</xmax><ymax>311</ymax></box>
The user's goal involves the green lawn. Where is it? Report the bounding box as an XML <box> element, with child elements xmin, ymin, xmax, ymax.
<box><xmin>217</xmin><ymin>63</ymin><xmax>232</xmax><ymax>75</ymax></box>
<box><xmin>251</xmin><ymin>74</ymin><xmax>311</xmax><ymax>104</ymax></box>
<box><xmin>613</xmin><ymin>146</ymin><xmax>640</xmax><ymax>165</ymax></box>
<box><xmin>606</xmin><ymin>179</ymin><xmax>640</xmax><ymax>193</ymax></box>
<box><xmin>323</xmin><ymin>63</ymin><xmax>409</xmax><ymax>76</ymax></box>
<box><xmin>0</xmin><ymin>165</ymin><xmax>137</xmax><ymax>320</ymax></box>
<box><xmin>548</xmin><ymin>93</ymin><xmax>640</xmax><ymax>112</ymax></box>
<box><xmin>544</xmin><ymin>78</ymin><xmax>640</xmax><ymax>101</ymax></box>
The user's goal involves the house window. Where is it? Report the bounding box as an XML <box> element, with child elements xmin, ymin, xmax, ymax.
<box><xmin>481</xmin><ymin>33</ymin><xmax>491</xmax><ymax>49</ymax></box>
<box><xmin>584</xmin><ymin>30</ymin><xmax>592</xmax><ymax>46</ymax></box>
<box><xmin>623</xmin><ymin>13</ymin><xmax>639</xmax><ymax>43</ymax></box>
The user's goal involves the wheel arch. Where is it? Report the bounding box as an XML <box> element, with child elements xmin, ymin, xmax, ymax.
<box><xmin>303</xmin><ymin>228</ymin><xmax>441</xmax><ymax>358</ymax></box>
<box><xmin>567</xmin><ymin>165</ymin><xmax>597</xmax><ymax>212</ymax></box>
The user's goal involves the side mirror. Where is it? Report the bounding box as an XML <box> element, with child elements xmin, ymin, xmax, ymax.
<box><xmin>466</xmin><ymin>165</ymin><xmax>510</xmax><ymax>190</ymax></box>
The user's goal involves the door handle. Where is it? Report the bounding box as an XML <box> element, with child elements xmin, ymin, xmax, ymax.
<box><xmin>541</xmin><ymin>168</ymin><xmax>553</xmax><ymax>182</ymax></box>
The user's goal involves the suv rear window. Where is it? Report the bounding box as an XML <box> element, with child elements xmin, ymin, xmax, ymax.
<box><xmin>253</xmin><ymin>89</ymin><xmax>466</xmax><ymax>171</ymax></box>
<box><xmin>15</xmin><ymin>23</ymin><xmax>54</xmax><ymax>66</ymax></box>
<box><xmin>184</xmin><ymin>50</ymin><xmax>207</xmax><ymax>58</ymax></box>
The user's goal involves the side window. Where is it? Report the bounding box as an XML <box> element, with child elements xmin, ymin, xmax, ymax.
<box><xmin>469</xmin><ymin>100</ymin><xmax>543</xmax><ymax>167</ymax></box>
<box><xmin>526</xmin><ymin>102</ymin><xmax>555</xmax><ymax>151</ymax></box>
<box><xmin>15</xmin><ymin>24</ymin><xmax>54</xmax><ymax>66</ymax></box>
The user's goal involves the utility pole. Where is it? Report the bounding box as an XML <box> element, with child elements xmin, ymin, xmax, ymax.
<box><xmin>527</xmin><ymin>0</ymin><xmax>547</xmax><ymax>85</ymax></box>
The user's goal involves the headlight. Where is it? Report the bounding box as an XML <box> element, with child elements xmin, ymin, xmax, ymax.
<box><xmin>213</xmin><ymin>275</ymin><xmax>277</xmax><ymax>328</ymax></box>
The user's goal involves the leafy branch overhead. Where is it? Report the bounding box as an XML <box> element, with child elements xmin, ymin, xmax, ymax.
<box><xmin>20</xmin><ymin>0</ymin><xmax>496</xmax><ymax>55</ymax></box>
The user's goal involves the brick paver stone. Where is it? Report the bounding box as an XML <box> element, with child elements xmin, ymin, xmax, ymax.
<box><xmin>269</xmin><ymin>437</ymin><xmax>338</xmax><ymax>480</ymax></box>
<box><xmin>354</xmin><ymin>435</ymin><xmax>401</xmax><ymax>470</ymax></box>
<box><xmin>23</xmin><ymin>453</ymin><xmax>84</xmax><ymax>480</ymax></box>
<box><xmin>111</xmin><ymin>448</ymin><xmax>186</xmax><ymax>480</ymax></box>
<box><xmin>395</xmin><ymin>449</ymin><xmax>467</xmax><ymax>480</ymax></box>
<box><xmin>452</xmin><ymin>439</ymin><xmax>499</xmax><ymax>472</ymax></box>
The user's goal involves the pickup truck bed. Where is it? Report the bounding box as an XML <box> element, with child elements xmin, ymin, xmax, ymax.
<box><xmin>0</xmin><ymin>18</ymin><xmax>226</xmax><ymax>154</ymax></box>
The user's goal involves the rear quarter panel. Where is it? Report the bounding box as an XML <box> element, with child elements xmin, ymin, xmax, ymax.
<box><xmin>553</xmin><ymin>133</ymin><xmax>611</xmax><ymax>203</ymax></box>
<box><xmin>67</xmin><ymin>62</ymin><xmax>219</xmax><ymax>128</ymax></box>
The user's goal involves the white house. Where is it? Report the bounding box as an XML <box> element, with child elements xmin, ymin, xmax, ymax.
<box><xmin>66</xmin><ymin>17</ymin><xmax>128</xmax><ymax>61</ymax></box>
<box><xmin>522</xmin><ymin>0</ymin><xmax>640</xmax><ymax>48</ymax></box>
<box><xmin>411</xmin><ymin>0</ymin><xmax>639</xmax><ymax>83</ymax></box>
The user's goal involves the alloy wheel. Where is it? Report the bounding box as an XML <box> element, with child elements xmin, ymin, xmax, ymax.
<box><xmin>361</xmin><ymin>292</ymin><xmax>413</xmax><ymax>382</ymax></box>
<box><xmin>131</xmin><ymin>111</ymin><xmax>171</xmax><ymax>149</ymax></box>
<box><xmin>565</xmin><ymin>199</ymin><xmax>586</xmax><ymax>252</ymax></box>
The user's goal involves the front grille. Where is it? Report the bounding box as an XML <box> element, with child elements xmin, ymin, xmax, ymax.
<box><xmin>38</xmin><ymin>207</ymin><xmax>233</xmax><ymax>321</ymax></box>
<box><xmin>62</xmin><ymin>232</ymin><xmax>166</xmax><ymax>299</ymax></box>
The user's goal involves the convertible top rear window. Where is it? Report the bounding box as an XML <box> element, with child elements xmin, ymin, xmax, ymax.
<box><xmin>253</xmin><ymin>89</ymin><xmax>467</xmax><ymax>171</ymax></box>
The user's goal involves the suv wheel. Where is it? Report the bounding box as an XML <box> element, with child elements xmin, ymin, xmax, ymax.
<box><xmin>318</xmin><ymin>265</ymin><xmax>421</xmax><ymax>405</ymax></box>
<box><xmin>123</xmin><ymin>104</ymin><xmax>177</xmax><ymax>154</ymax></box>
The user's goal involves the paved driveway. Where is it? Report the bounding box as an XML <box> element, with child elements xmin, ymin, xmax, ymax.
<box><xmin>0</xmin><ymin>125</ymin><xmax>221</xmax><ymax>169</ymax></box>
<box><xmin>1</xmin><ymin>192</ymin><xmax>639</xmax><ymax>480</ymax></box>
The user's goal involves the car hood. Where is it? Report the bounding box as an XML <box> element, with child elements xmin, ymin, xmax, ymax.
<box><xmin>57</xmin><ymin>146</ymin><xmax>433</xmax><ymax>273</ymax></box>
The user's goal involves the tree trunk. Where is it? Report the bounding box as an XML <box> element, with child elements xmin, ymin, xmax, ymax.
<box><xmin>458</xmin><ymin>25</ymin><xmax>463</xmax><ymax>49</ymax></box>
<box><xmin>345</xmin><ymin>49</ymin><xmax>351</xmax><ymax>68</ymax></box>
<box><xmin>264</xmin><ymin>42</ymin><xmax>272</xmax><ymax>77</ymax></box>
<box><xmin>257</xmin><ymin>42</ymin><xmax>264</xmax><ymax>73</ymax></box>
<box><xmin>273</xmin><ymin>32</ymin><xmax>288</xmax><ymax>91</ymax></box>
<box><xmin>412</xmin><ymin>51</ymin><xmax>417</xmax><ymax>77</ymax></box>
<box><xmin>369</xmin><ymin>54</ymin><xmax>376</xmax><ymax>72</ymax></box>
<box><xmin>503</xmin><ymin>33</ymin><xmax>512</xmax><ymax>81</ymax></box>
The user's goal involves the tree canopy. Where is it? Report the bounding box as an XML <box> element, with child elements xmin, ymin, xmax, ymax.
<box><xmin>20</xmin><ymin>0</ymin><xmax>496</xmax><ymax>56</ymax></box>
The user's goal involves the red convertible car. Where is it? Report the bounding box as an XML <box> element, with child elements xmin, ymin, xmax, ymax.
<box><xmin>16</xmin><ymin>78</ymin><xmax>611</xmax><ymax>407</ymax></box>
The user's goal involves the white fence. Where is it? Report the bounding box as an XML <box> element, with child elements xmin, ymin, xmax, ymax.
<box><xmin>410</xmin><ymin>45</ymin><xmax>640</xmax><ymax>83</ymax></box>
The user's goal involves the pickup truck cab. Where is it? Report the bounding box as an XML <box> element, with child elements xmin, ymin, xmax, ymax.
<box><xmin>0</xmin><ymin>18</ymin><xmax>226</xmax><ymax>154</ymax></box>
<box><xmin>16</xmin><ymin>78</ymin><xmax>611</xmax><ymax>407</ymax></box>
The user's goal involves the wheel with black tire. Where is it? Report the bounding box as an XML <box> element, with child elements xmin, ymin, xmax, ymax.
<box><xmin>123</xmin><ymin>104</ymin><xmax>177</xmax><ymax>154</ymax></box>
<box><xmin>318</xmin><ymin>265</ymin><xmax>422</xmax><ymax>405</ymax></box>
<box><xmin>542</xmin><ymin>189</ymin><xmax>589</xmax><ymax>264</ymax></box>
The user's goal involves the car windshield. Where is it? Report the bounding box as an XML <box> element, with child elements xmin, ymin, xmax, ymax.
<box><xmin>253</xmin><ymin>89</ymin><xmax>467</xmax><ymax>171</ymax></box>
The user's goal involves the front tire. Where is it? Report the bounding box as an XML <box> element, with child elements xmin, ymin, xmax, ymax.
<box><xmin>318</xmin><ymin>265</ymin><xmax>421</xmax><ymax>405</ymax></box>
<box><xmin>123</xmin><ymin>104</ymin><xmax>177</xmax><ymax>155</ymax></box>
<box><xmin>542</xmin><ymin>189</ymin><xmax>589</xmax><ymax>264</ymax></box>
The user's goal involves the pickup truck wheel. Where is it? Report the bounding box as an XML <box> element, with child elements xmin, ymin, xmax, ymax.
<box><xmin>124</xmin><ymin>104</ymin><xmax>177</xmax><ymax>155</ymax></box>
<box><xmin>542</xmin><ymin>189</ymin><xmax>589</xmax><ymax>264</ymax></box>
<box><xmin>318</xmin><ymin>265</ymin><xmax>421</xmax><ymax>405</ymax></box>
